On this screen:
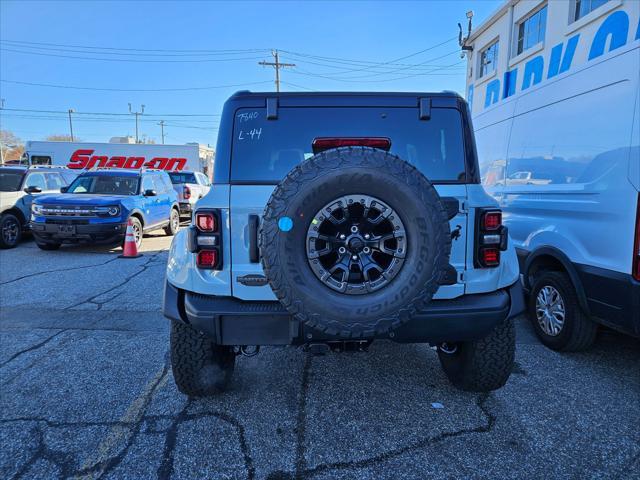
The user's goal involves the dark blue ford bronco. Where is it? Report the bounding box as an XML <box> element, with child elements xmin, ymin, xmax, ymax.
<box><xmin>31</xmin><ymin>169</ymin><xmax>180</xmax><ymax>250</ymax></box>
<box><xmin>163</xmin><ymin>91</ymin><xmax>524</xmax><ymax>396</ymax></box>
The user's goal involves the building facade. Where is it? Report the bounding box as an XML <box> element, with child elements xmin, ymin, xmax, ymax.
<box><xmin>464</xmin><ymin>0</ymin><xmax>639</xmax><ymax>116</ymax></box>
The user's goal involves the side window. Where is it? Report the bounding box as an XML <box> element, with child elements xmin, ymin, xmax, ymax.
<box><xmin>141</xmin><ymin>175</ymin><xmax>155</xmax><ymax>193</ymax></box>
<box><xmin>45</xmin><ymin>172</ymin><xmax>65</xmax><ymax>190</ymax></box>
<box><xmin>199</xmin><ymin>173</ymin><xmax>210</xmax><ymax>186</ymax></box>
<box><xmin>572</xmin><ymin>0</ymin><xmax>609</xmax><ymax>22</ymax></box>
<box><xmin>478</xmin><ymin>40</ymin><xmax>499</xmax><ymax>79</ymax></box>
<box><xmin>152</xmin><ymin>175</ymin><xmax>167</xmax><ymax>193</ymax></box>
<box><xmin>515</xmin><ymin>5</ymin><xmax>547</xmax><ymax>56</ymax></box>
<box><xmin>24</xmin><ymin>172</ymin><xmax>47</xmax><ymax>190</ymax></box>
<box><xmin>30</xmin><ymin>155</ymin><xmax>52</xmax><ymax>165</ymax></box>
<box><xmin>161</xmin><ymin>175</ymin><xmax>174</xmax><ymax>191</ymax></box>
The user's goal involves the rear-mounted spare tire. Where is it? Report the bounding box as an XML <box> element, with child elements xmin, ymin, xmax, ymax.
<box><xmin>260</xmin><ymin>146</ymin><xmax>452</xmax><ymax>338</ymax></box>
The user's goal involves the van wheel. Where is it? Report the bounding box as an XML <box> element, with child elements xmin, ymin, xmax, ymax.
<box><xmin>164</xmin><ymin>208</ymin><xmax>180</xmax><ymax>236</ymax></box>
<box><xmin>170</xmin><ymin>319</ymin><xmax>235</xmax><ymax>396</ymax></box>
<box><xmin>438</xmin><ymin>318</ymin><xmax>515</xmax><ymax>392</ymax></box>
<box><xmin>529</xmin><ymin>271</ymin><xmax>596</xmax><ymax>351</ymax></box>
<box><xmin>0</xmin><ymin>213</ymin><xmax>22</xmax><ymax>249</ymax></box>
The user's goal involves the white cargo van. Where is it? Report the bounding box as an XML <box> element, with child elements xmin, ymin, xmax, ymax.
<box><xmin>466</xmin><ymin>1</ymin><xmax>639</xmax><ymax>350</ymax></box>
<box><xmin>21</xmin><ymin>141</ymin><xmax>202</xmax><ymax>173</ymax></box>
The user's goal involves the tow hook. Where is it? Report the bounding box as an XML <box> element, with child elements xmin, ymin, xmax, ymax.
<box><xmin>239</xmin><ymin>345</ymin><xmax>260</xmax><ymax>357</ymax></box>
<box><xmin>438</xmin><ymin>342</ymin><xmax>458</xmax><ymax>354</ymax></box>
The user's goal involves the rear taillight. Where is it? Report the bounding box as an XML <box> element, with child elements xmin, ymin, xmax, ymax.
<box><xmin>483</xmin><ymin>211</ymin><xmax>502</xmax><ymax>230</ymax></box>
<box><xmin>312</xmin><ymin>137</ymin><xmax>391</xmax><ymax>154</ymax></box>
<box><xmin>633</xmin><ymin>194</ymin><xmax>640</xmax><ymax>281</ymax></box>
<box><xmin>197</xmin><ymin>249</ymin><xmax>217</xmax><ymax>268</ymax></box>
<box><xmin>475</xmin><ymin>209</ymin><xmax>507</xmax><ymax>268</ymax></box>
<box><xmin>196</xmin><ymin>212</ymin><xmax>216</xmax><ymax>232</ymax></box>
<box><xmin>193</xmin><ymin>209</ymin><xmax>222</xmax><ymax>269</ymax></box>
<box><xmin>183</xmin><ymin>185</ymin><xmax>191</xmax><ymax>200</ymax></box>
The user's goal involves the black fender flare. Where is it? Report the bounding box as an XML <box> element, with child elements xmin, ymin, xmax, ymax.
<box><xmin>128</xmin><ymin>208</ymin><xmax>146</xmax><ymax>228</ymax></box>
<box><xmin>523</xmin><ymin>246</ymin><xmax>590</xmax><ymax>315</ymax></box>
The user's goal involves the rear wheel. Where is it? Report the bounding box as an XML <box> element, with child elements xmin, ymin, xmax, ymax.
<box><xmin>529</xmin><ymin>271</ymin><xmax>596</xmax><ymax>351</ymax></box>
<box><xmin>170</xmin><ymin>319</ymin><xmax>236</xmax><ymax>396</ymax></box>
<box><xmin>164</xmin><ymin>208</ymin><xmax>180</xmax><ymax>236</ymax></box>
<box><xmin>0</xmin><ymin>213</ymin><xmax>22</xmax><ymax>249</ymax></box>
<box><xmin>438</xmin><ymin>318</ymin><xmax>515</xmax><ymax>392</ymax></box>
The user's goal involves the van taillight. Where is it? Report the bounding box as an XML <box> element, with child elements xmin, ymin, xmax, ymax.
<box><xmin>193</xmin><ymin>209</ymin><xmax>221</xmax><ymax>269</ymax></box>
<box><xmin>312</xmin><ymin>137</ymin><xmax>391</xmax><ymax>154</ymax></box>
<box><xmin>475</xmin><ymin>209</ymin><xmax>507</xmax><ymax>268</ymax></box>
<box><xmin>183</xmin><ymin>185</ymin><xmax>191</xmax><ymax>200</ymax></box>
<box><xmin>633</xmin><ymin>195</ymin><xmax>640</xmax><ymax>281</ymax></box>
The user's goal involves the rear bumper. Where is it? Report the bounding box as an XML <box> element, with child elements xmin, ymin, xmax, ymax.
<box><xmin>31</xmin><ymin>221</ymin><xmax>127</xmax><ymax>245</ymax></box>
<box><xmin>163</xmin><ymin>281</ymin><xmax>525</xmax><ymax>346</ymax></box>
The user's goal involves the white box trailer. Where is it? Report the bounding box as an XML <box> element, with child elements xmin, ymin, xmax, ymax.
<box><xmin>22</xmin><ymin>141</ymin><xmax>202</xmax><ymax>172</ymax></box>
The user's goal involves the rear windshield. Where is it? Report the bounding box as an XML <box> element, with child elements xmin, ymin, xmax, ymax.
<box><xmin>0</xmin><ymin>170</ymin><xmax>25</xmax><ymax>192</ymax></box>
<box><xmin>168</xmin><ymin>172</ymin><xmax>197</xmax><ymax>184</ymax></box>
<box><xmin>231</xmin><ymin>107</ymin><xmax>466</xmax><ymax>183</ymax></box>
<box><xmin>67</xmin><ymin>175</ymin><xmax>139</xmax><ymax>195</ymax></box>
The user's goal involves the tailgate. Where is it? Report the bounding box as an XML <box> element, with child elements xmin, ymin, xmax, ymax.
<box><xmin>229</xmin><ymin>184</ymin><xmax>467</xmax><ymax>301</ymax></box>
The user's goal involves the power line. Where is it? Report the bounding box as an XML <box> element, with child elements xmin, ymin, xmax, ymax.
<box><xmin>0</xmin><ymin>79</ymin><xmax>273</xmax><ymax>92</ymax></box>
<box><xmin>0</xmin><ymin>48</ymin><xmax>267</xmax><ymax>63</ymax></box>
<box><xmin>0</xmin><ymin>40</ymin><xmax>268</xmax><ymax>58</ymax></box>
<box><xmin>1</xmin><ymin>38</ymin><xmax>268</xmax><ymax>54</ymax></box>
<box><xmin>0</xmin><ymin>108</ymin><xmax>220</xmax><ymax>117</ymax></box>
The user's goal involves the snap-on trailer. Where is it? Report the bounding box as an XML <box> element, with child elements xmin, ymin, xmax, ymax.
<box><xmin>21</xmin><ymin>141</ymin><xmax>202</xmax><ymax>172</ymax></box>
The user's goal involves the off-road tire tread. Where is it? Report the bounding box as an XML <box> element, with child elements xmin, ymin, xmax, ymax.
<box><xmin>170</xmin><ymin>319</ymin><xmax>235</xmax><ymax>397</ymax></box>
<box><xmin>529</xmin><ymin>271</ymin><xmax>597</xmax><ymax>351</ymax></box>
<box><xmin>439</xmin><ymin>317</ymin><xmax>515</xmax><ymax>392</ymax></box>
<box><xmin>260</xmin><ymin>146</ymin><xmax>451</xmax><ymax>338</ymax></box>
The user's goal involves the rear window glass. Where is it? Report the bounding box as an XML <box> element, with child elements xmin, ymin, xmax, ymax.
<box><xmin>231</xmin><ymin>107</ymin><xmax>466</xmax><ymax>183</ymax></box>
<box><xmin>169</xmin><ymin>172</ymin><xmax>197</xmax><ymax>184</ymax></box>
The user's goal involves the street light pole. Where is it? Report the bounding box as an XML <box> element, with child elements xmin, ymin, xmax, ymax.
<box><xmin>128</xmin><ymin>103</ymin><xmax>145</xmax><ymax>143</ymax></box>
<box><xmin>68</xmin><ymin>109</ymin><xmax>75</xmax><ymax>142</ymax></box>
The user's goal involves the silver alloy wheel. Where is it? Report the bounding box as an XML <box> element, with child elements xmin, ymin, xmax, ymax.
<box><xmin>132</xmin><ymin>222</ymin><xmax>142</xmax><ymax>247</ymax></box>
<box><xmin>535</xmin><ymin>285</ymin><xmax>566</xmax><ymax>336</ymax></box>
<box><xmin>2</xmin><ymin>217</ymin><xmax>19</xmax><ymax>245</ymax></box>
<box><xmin>171</xmin><ymin>209</ymin><xmax>179</xmax><ymax>231</ymax></box>
<box><xmin>306</xmin><ymin>194</ymin><xmax>406</xmax><ymax>295</ymax></box>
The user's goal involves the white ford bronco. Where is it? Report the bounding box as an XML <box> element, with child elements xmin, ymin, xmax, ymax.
<box><xmin>163</xmin><ymin>91</ymin><xmax>524</xmax><ymax>396</ymax></box>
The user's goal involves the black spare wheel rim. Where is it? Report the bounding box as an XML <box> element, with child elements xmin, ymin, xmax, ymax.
<box><xmin>260</xmin><ymin>146</ymin><xmax>451</xmax><ymax>338</ymax></box>
<box><xmin>307</xmin><ymin>194</ymin><xmax>406</xmax><ymax>294</ymax></box>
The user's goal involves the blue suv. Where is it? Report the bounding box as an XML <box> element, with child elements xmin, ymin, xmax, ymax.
<box><xmin>31</xmin><ymin>169</ymin><xmax>180</xmax><ymax>250</ymax></box>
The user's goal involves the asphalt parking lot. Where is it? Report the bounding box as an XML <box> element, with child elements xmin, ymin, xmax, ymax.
<box><xmin>1</xmin><ymin>232</ymin><xmax>639</xmax><ymax>479</ymax></box>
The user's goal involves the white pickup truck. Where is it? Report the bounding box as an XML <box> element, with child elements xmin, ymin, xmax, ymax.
<box><xmin>167</xmin><ymin>171</ymin><xmax>211</xmax><ymax>218</ymax></box>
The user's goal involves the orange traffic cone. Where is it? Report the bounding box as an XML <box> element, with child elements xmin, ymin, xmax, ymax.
<box><xmin>118</xmin><ymin>218</ymin><xmax>143</xmax><ymax>258</ymax></box>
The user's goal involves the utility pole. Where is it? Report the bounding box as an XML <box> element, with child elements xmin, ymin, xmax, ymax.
<box><xmin>258</xmin><ymin>50</ymin><xmax>295</xmax><ymax>93</ymax></box>
<box><xmin>128</xmin><ymin>103</ymin><xmax>145</xmax><ymax>143</ymax></box>
<box><xmin>158</xmin><ymin>120</ymin><xmax>166</xmax><ymax>144</ymax></box>
<box><xmin>68</xmin><ymin>109</ymin><xmax>75</xmax><ymax>142</ymax></box>
<box><xmin>0</xmin><ymin>99</ymin><xmax>5</xmax><ymax>165</ymax></box>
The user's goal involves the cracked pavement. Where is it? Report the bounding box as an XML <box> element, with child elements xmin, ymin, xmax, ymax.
<box><xmin>1</xmin><ymin>233</ymin><xmax>639</xmax><ymax>479</ymax></box>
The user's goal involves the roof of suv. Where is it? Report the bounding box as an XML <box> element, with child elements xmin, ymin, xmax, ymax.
<box><xmin>229</xmin><ymin>90</ymin><xmax>463</xmax><ymax>99</ymax></box>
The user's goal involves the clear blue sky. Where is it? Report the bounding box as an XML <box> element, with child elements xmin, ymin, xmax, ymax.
<box><xmin>0</xmin><ymin>0</ymin><xmax>501</xmax><ymax>146</ymax></box>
